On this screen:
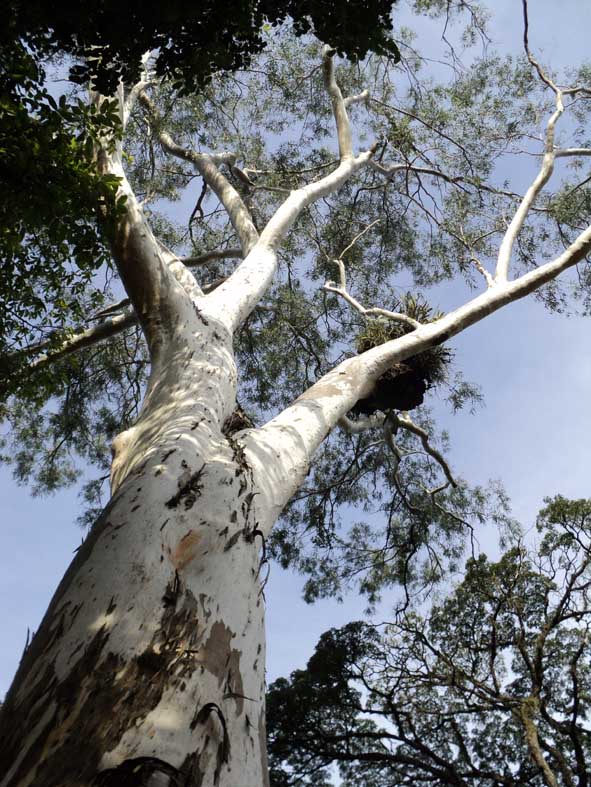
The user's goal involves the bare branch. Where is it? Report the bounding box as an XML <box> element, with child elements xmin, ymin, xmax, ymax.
<box><xmin>138</xmin><ymin>91</ymin><xmax>259</xmax><ymax>256</ymax></box>
<box><xmin>338</xmin><ymin>413</ymin><xmax>385</xmax><ymax>434</ymax></box>
<box><xmin>495</xmin><ymin>92</ymin><xmax>564</xmax><ymax>282</ymax></box>
<box><xmin>391</xmin><ymin>412</ymin><xmax>456</xmax><ymax>488</ymax></box>
<box><xmin>370</xmin><ymin>159</ymin><xmax>462</xmax><ymax>187</ymax></box>
<box><xmin>323</xmin><ymin>281</ymin><xmax>421</xmax><ymax>330</ymax></box>
<box><xmin>321</xmin><ymin>222</ymin><xmax>422</xmax><ymax>330</ymax></box>
<box><xmin>4</xmin><ymin>247</ymin><xmax>239</xmax><ymax>374</ymax></box>
<box><xmin>245</xmin><ymin>220</ymin><xmax>591</xmax><ymax>531</ymax></box>
<box><xmin>337</xmin><ymin>219</ymin><xmax>381</xmax><ymax>260</ymax></box>
<box><xmin>522</xmin><ymin>0</ymin><xmax>559</xmax><ymax>94</ymax></box>
<box><xmin>343</xmin><ymin>90</ymin><xmax>369</xmax><ymax>109</ymax></box>
<box><xmin>207</xmin><ymin>145</ymin><xmax>377</xmax><ymax>332</ymax></box>
<box><xmin>322</xmin><ymin>47</ymin><xmax>355</xmax><ymax>159</ymax></box>
<box><xmin>181</xmin><ymin>248</ymin><xmax>243</xmax><ymax>267</ymax></box>
<box><xmin>554</xmin><ymin>148</ymin><xmax>591</xmax><ymax>158</ymax></box>
<box><xmin>28</xmin><ymin>310</ymin><xmax>137</xmax><ymax>372</ymax></box>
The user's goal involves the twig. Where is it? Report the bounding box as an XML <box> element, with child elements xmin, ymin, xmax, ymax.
<box><xmin>392</xmin><ymin>412</ymin><xmax>456</xmax><ymax>488</ymax></box>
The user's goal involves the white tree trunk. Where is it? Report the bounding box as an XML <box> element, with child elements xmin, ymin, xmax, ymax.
<box><xmin>0</xmin><ymin>307</ymin><xmax>274</xmax><ymax>787</ymax></box>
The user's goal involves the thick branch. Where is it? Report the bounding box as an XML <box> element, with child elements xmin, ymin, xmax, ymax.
<box><xmin>322</xmin><ymin>47</ymin><xmax>355</xmax><ymax>159</ymax></box>
<box><xmin>206</xmin><ymin>148</ymin><xmax>376</xmax><ymax>333</ymax></box>
<box><xmin>5</xmin><ymin>253</ymin><xmax>237</xmax><ymax>374</ymax></box>
<box><xmin>244</xmin><ymin>221</ymin><xmax>591</xmax><ymax>533</ymax></box>
<box><xmin>97</xmin><ymin>151</ymin><xmax>182</xmax><ymax>355</ymax></box>
<box><xmin>25</xmin><ymin>310</ymin><xmax>136</xmax><ymax>372</ymax></box>
<box><xmin>554</xmin><ymin>148</ymin><xmax>591</xmax><ymax>158</ymax></box>
<box><xmin>495</xmin><ymin>93</ymin><xmax>563</xmax><ymax>282</ymax></box>
<box><xmin>200</xmin><ymin>48</ymin><xmax>378</xmax><ymax>333</ymax></box>
<box><xmin>517</xmin><ymin>699</ymin><xmax>560</xmax><ymax>787</ymax></box>
<box><xmin>181</xmin><ymin>248</ymin><xmax>243</xmax><ymax>267</ymax></box>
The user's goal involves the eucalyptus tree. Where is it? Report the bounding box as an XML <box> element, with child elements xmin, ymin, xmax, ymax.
<box><xmin>267</xmin><ymin>496</ymin><xmax>591</xmax><ymax>787</ymax></box>
<box><xmin>1</xmin><ymin>2</ymin><xmax>591</xmax><ymax>785</ymax></box>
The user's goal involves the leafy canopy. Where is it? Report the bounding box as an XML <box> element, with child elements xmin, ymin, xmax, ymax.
<box><xmin>3</xmin><ymin>0</ymin><xmax>400</xmax><ymax>93</ymax></box>
<box><xmin>267</xmin><ymin>496</ymin><xmax>591</xmax><ymax>787</ymax></box>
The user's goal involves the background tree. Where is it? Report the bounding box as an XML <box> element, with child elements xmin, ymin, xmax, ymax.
<box><xmin>1</xmin><ymin>1</ymin><xmax>591</xmax><ymax>784</ymax></box>
<box><xmin>267</xmin><ymin>496</ymin><xmax>591</xmax><ymax>787</ymax></box>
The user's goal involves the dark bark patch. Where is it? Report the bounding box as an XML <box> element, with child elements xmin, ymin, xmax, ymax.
<box><xmin>223</xmin><ymin>653</ymin><xmax>246</xmax><ymax>715</ymax></box>
<box><xmin>192</xmin><ymin>303</ymin><xmax>209</xmax><ymax>325</ymax></box>
<box><xmin>180</xmin><ymin>750</ymin><xmax>205</xmax><ymax>787</ymax></box>
<box><xmin>162</xmin><ymin>571</ymin><xmax>181</xmax><ymax>608</ymax></box>
<box><xmin>166</xmin><ymin>463</ymin><xmax>206</xmax><ymax>510</ymax></box>
<box><xmin>223</xmin><ymin>530</ymin><xmax>243</xmax><ymax>552</ymax></box>
<box><xmin>191</xmin><ymin>704</ymin><xmax>229</xmax><ymax>785</ymax></box>
<box><xmin>93</xmin><ymin>755</ymin><xmax>182</xmax><ymax>786</ymax></box>
<box><xmin>258</xmin><ymin>711</ymin><xmax>271</xmax><ymax>787</ymax></box>
<box><xmin>0</xmin><ymin>588</ymin><xmax>203</xmax><ymax>787</ymax></box>
<box><xmin>136</xmin><ymin>647</ymin><xmax>167</xmax><ymax>674</ymax></box>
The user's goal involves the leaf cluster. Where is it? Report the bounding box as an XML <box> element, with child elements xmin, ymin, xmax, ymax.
<box><xmin>0</xmin><ymin>42</ymin><xmax>123</xmax><ymax>360</ymax></box>
<box><xmin>354</xmin><ymin>294</ymin><xmax>452</xmax><ymax>414</ymax></box>
<box><xmin>4</xmin><ymin>0</ymin><xmax>401</xmax><ymax>94</ymax></box>
<box><xmin>268</xmin><ymin>496</ymin><xmax>591</xmax><ymax>786</ymax></box>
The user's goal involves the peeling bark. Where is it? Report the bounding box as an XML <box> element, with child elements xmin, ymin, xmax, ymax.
<box><xmin>0</xmin><ymin>305</ymin><xmax>269</xmax><ymax>786</ymax></box>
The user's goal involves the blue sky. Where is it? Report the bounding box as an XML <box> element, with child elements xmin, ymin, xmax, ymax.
<box><xmin>2</xmin><ymin>0</ymin><xmax>591</xmax><ymax>695</ymax></box>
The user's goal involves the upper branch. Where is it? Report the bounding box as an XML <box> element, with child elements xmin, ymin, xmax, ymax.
<box><xmin>200</xmin><ymin>47</ymin><xmax>378</xmax><ymax>333</ymax></box>
<box><xmin>322</xmin><ymin>222</ymin><xmax>423</xmax><ymax>329</ymax></box>
<box><xmin>243</xmin><ymin>221</ymin><xmax>591</xmax><ymax>534</ymax></box>
<box><xmin>322</xmin><ymin>47</ymin><xmax>355</xmax><ymax>159</ymax></box>
<box><xmin>138</xmin><ymin>91</ymin><xmax>259</xmax><ymax>256</ymax></box>
<box><xmin>206</xmin><ymin>148</ymin><xmax>376</xmax><ymax>333</ymax></box>
<box><xmin>392</xmin><ymin>412</ymin><xmax>456</xmax><ymax>488</ymax></box>
<box><xmin>495</xmin><ymin>91</ymin><xmax>564</xmax><ymax>283</ymax></box>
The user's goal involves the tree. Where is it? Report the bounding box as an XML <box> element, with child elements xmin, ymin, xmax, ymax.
<box><xmin>267</xmin><ymin>496</ymin><xmax>591</xmax><ymax>787</ymax></box>
<box><xmin>1</xmin><ymin>1</ymin><xmax>591</xmax><ymax>784</ymax></box>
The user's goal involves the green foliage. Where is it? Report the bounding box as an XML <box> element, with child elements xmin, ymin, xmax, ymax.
<box><xmin>268</xmin><ymin>496</ymin><xmax>591</xmax><ymax>786</ymax></box>
<box><xmin>0</xmin><ymin>41</ymin><xmax>123</xmax><ymax>364</ymax></box>
<box><xmin>2</xmin><ymin>7</ymin><xmax>590</xmax><ymax>608</ymax></box>
<box><xmin>269</xmin><ymin>416</ymin><xmax>515</xmax><ymax>606</ymax></box>
<box><xmin>4</xmin><ymin>0</ymin><xmax>401</xmax><ymax>94</ymax></box>
<box><xmin>354</xmin><ymin>294</ymin><xmax>452</xmax><ymax>414</ymax></box>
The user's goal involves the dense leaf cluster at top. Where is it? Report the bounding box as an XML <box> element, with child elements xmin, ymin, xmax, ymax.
<box><xmin>4</xmin><ymin>0</ymin><xmax>400</xmax><ymax>94</ymax></box>
<box><xmin>268</xmin><ymin>496</ymin><xmax>591</xmax><ymax>786</ymax></box>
